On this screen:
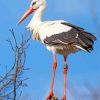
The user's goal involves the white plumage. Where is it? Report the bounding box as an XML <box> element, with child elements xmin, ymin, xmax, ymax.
<box><xmin>18</xmin><ymin>0</ymin><xmax>96</xmax><ymax>100</ymax></box>
<box><xmin>38</xmin><ymin>21</ymin><xmax>72</xmax><ymax>41</ymax></box>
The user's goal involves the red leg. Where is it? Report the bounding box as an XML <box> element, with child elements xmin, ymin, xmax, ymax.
<box><xmin>46</xmin><ymin>52</ymin><xmax>57</xmax><ymax>100</ymax></box>
<box><xmin>62</xmin><ymin>56</ymin><xmax>68</xmax><ymax>100</ymax></box>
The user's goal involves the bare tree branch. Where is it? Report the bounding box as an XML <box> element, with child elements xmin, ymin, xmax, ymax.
<box><xmin>0</xmin><ymin>29</ymin><xmax>31</xmax><ymax>100</ymax></box>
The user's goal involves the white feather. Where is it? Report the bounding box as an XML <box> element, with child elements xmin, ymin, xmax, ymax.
<box><xmin>38</xmin><ymin>21</ymin><xmax>72</xmax><ymax>42</ymax></box>
<box><xmin>74</xmin><ymin>45</ymin><xmax>87</xmax><ymax>52</ymax></box>
<box><xmin>25</xmin><ymin>0</ymin><xmax>81</xmax><ymax>55</ymax></box>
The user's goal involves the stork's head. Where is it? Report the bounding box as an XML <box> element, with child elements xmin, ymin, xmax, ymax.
<box><xmin>18</xmin><ymin>0</ymin><xmax>46</xmax><ymax>25</ymax></box>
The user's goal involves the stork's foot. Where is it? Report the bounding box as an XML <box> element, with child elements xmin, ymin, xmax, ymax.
<box><xmin>50</xmin><ymin>96</ymin><xmax>58</xmax><ymax>100</ymax></box>
<box><xmin>46</xmin><ymin>92</ymin><xmax>54</xmax><ymax>100</ymax></box>
<box><xmin>61</xmin><ymin>96</ymin><xmax>66</xmax><ymax>100</ymax></box>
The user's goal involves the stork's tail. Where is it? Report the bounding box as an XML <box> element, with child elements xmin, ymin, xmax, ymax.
<box><xmin>77</xmin><ymin>31</ymin><xmax>97</xmax><ymax>52</ymax></box>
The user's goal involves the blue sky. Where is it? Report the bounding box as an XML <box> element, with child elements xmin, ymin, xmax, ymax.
<box><xmin>0</xmin><ymin>0</ymin><xmax>100</xmax><ymax>100</ymax></box>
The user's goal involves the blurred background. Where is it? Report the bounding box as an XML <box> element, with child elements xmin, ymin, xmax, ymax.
<box><xmin>0</xmin><ymin>0</ymin><xmax>100</xmax><ymax>100</ymax></box>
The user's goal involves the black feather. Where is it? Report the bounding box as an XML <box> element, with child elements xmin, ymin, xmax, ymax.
<box><xmin>44</xmin><ymin>22</ymin><xmax>96</xmax><ymax>52</ymax></box>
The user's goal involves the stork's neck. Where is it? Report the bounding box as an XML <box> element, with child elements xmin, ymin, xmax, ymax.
<box><xmin>27</xmin><ymin>4</ymin><xmax>46</xmax><ymax>40</ymax></box>
<box><xmin>30</xmin><ymin>5</ymin><xmax>46</xmax><ymax>24</ymax></box>
<box><xmin>34</xmin><ymin>7</ymin><xmax>45</xmax><ymax>21</ymax></box>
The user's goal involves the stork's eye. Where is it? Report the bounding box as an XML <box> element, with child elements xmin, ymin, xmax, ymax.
<box><xmin>32</xmin><ymin>2</ymin><xmax>36</xmax><ymax>6</ymax></box>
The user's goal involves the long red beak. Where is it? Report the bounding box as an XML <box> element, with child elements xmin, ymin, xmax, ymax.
<box><xmin>17</xmin><ymin>7</ymin><xmax>34</xmax><ymax>25</ymax></box>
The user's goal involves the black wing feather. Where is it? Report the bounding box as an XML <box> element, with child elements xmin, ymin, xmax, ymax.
<box><xmin>44</xmin><ymin>22</ymin><xmax>96</xmax><ymax>52</ymax></box>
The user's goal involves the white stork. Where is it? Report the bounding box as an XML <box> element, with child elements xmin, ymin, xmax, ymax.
<box><xmin>18</xmin><ymin>0</ymin><xmax>96</xmax><ymax>100</ymax></box>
